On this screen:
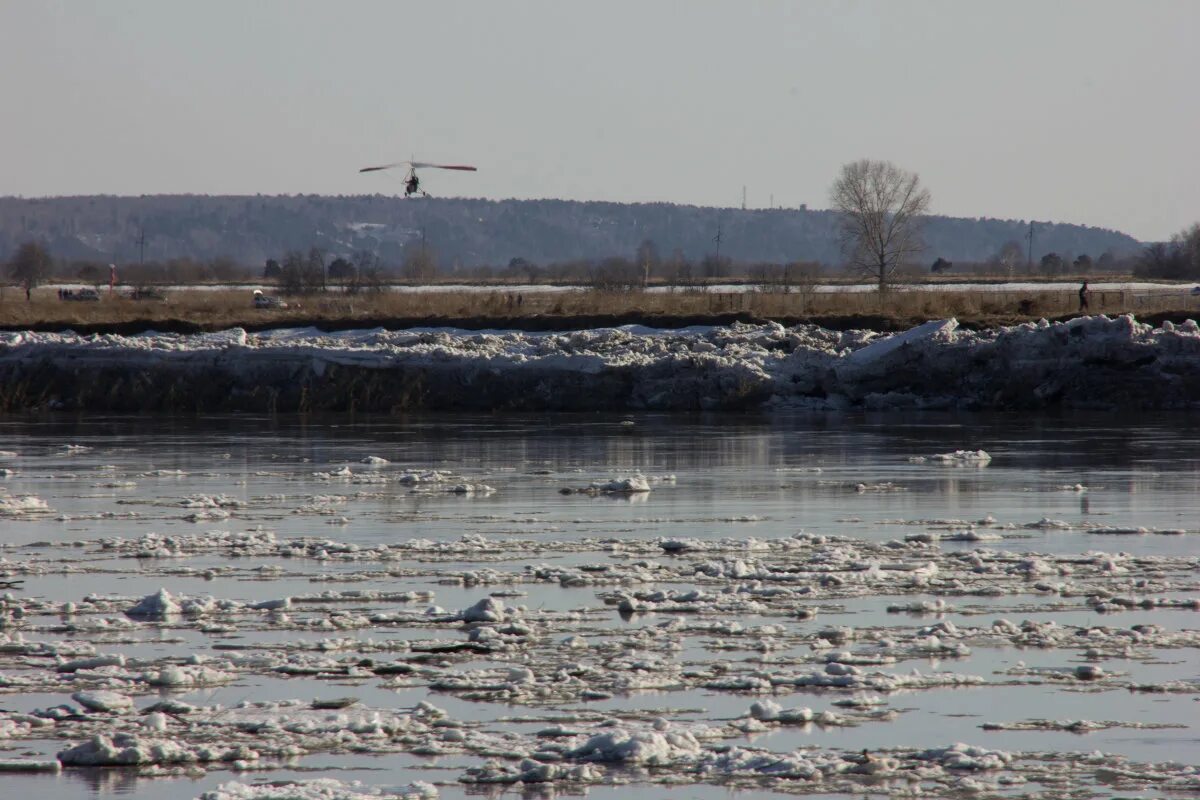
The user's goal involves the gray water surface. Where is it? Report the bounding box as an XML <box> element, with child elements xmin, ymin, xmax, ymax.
<box><xmin>0</xmin><ymin>412</ymin><xmax>1197</xmax><ymax>800</ymax></box>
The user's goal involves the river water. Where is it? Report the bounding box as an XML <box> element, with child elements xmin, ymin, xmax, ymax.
<box><xmin>0</xmin><ymin>412</ymin><xmax>1197</xmax><ymax>799</ymax></box>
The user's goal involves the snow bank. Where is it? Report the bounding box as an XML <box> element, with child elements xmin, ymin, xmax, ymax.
<box><xmin>4</xmin><ymin>315</ymin><xmax>1200</xmax><ymax>411</ymax></box>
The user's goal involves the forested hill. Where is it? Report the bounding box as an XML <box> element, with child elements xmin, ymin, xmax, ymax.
<box><xmin>0</xmin><ymin>194</ymin><xmax>1142</xmax><ymax>268</ymax></box>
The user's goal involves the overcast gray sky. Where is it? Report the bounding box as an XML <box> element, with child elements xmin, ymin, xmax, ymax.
<box><xmin>1</xmin><ymin>1</ymin><xmax>1196</xmax><ymax>241</ymax></box>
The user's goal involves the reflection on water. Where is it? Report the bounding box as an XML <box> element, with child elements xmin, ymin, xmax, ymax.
<box><xmin>5</xmin><ymin>412</ymin><xmax>1199</xmax><ymax>553</ymax></box>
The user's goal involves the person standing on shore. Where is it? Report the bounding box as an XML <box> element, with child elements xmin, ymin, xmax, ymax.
<box><xmin>1078</xmin><ymin>281</ymin><xmax>1089</xmax><ymax>313</ymax></box>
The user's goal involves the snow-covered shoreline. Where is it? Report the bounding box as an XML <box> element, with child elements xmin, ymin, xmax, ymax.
<box><xmin>2</xmin><ymin>315</ymin><xmax>1199</xmax><ymax>412</ymax></box>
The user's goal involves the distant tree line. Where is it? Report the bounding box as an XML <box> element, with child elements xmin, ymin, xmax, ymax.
<box><xmin>3</xmin><ymin>172</ymin><xmax>1152</xmax><ymax>297</ymax></box>
<box><xmin>1</xmin><ymin>228</ymin><xmax>1155</xmax><ymax>303</ymax></box>
<box><xmin>265</xmin><ymin>247</ymin><xmax>390</xmax><ymax>295</ymax></box>
<box><xmin>0</xmin><ymin>194</ymin><xmax>1142</xmax><ymax>272</ymax></box>
<box><xmin>1134</xmin><ymin>224</ymin><xmax>1200</xmax><ymax>280</ymax></box>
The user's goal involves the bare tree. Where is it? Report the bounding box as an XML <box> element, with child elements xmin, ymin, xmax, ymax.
<box><xmin>8</xmin><ymin>241</ymin><xmax>53</xmax><ymax>300</ymax></box>
<box><xmin>700</xmin><ymin>253</ymin><xmax>730</xmax><ymax>280</ymax></box>
<box><xmin>992</xmin><ymin>240</ymin><xmax>1024</xmax><ymax>278</ymax></box>
<box><xmin>635</xmin><ymin>239</ymin><xmax>660</xmax><ymax>288</ymax></box>
<box><xmin>278</xmin><ymin>249</ymin><xmax>326</xmax><ymax>295</ymax></box>
<box><xmin>589</xmin><ymin>257</ymin><xmax>641</xmax><ymax>291</ymax></box>
<box><xmin>401</xmin><ymin>242</ymin><xmax>438</xmax><ymax>283</ymax></box>
<box><xmin>830</xmin><ymin>159</ymin><xmax>931</xmax><ymax>292</ymax></box>
<box><xmin>350</xmin><ymin>249</ymin><xmax>386</xmax><ymax>294</ymax></box>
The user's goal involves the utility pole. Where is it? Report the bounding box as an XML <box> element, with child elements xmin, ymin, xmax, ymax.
<box><xmin>741</xmin><ymin>186</ymin><xmax>746</xmax><ymax>211</ymax></box>
<box><xmin>136</xmin><ymin>227</ymin><xmax>146</xmax><ymax>265</ymax></box>
<box><xmin>1026</xmin><ymin>221</ymin><xmax>1035</xmax><ymax>272</ymax></box>
<box><xmin>713</xmin><ymin>223</ymin><xmax>723</xmax><ymax>261</ymax></box>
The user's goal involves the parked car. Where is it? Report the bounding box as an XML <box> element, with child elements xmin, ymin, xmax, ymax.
<box><xmin>61</xmin><ymin>288</ymin><xmax>101</xmax><ymax>302</ymax></box>
<box><xmin>253</xmin><ymin>290</ymin><xmax>287</xmax><ymax>309</ymax></box>
<box><xmin>129</xmin><ymin>287</ymin><xmax>166</xmax><ymax>301</ymax></box>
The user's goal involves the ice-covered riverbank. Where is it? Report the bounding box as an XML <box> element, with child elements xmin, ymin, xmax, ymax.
<box><xmin>2</xmin><ymin>314</ymin><xmax>1200</xmax><ymax>412</ymax></box>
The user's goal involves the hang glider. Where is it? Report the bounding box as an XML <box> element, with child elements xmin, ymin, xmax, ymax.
<box><xmin>359</xmin><ymin>160</ymin><xmax>478</xmax><ymax>197</ymax></box>
<box><xmin>359</xmin><ymin>161</ymin><xmax>478</xmax><ymax>173</ymax></box>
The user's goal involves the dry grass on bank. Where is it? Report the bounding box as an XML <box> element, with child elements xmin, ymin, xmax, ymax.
<box><xmin>1</xmin><ymin>285</ymin><xmax>1198</xmax><ymax>331</ymax></box>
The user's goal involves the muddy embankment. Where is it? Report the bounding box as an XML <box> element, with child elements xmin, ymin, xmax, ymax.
<box><xmin>2</xmin><ymin>315</ymin><xmax>1200</xmax><ymax>413</ymax></box>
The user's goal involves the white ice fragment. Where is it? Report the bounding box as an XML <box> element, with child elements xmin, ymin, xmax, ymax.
<box><xmin>568</xmin><ymin>728</ymin><xmax>702</xmax><ymax>764</ymax></box>
<box><xmin>460</xmin><ymin>597</ymin><xmax>507</xmax><ymax>623</ymax></box>
<box><xmin>842</xmin><ymin>319</ymin><xmax>958</xmax><ymax>367</ymax></box>
<box><xmin>143</xmin><ymin>665</ymin><xmax>235</xmax><ymax>687</ymax></box>
<box><xmin>915</xmin><ymin>742</ymin><xmax>1012</xmax><ymax>771</ymax></box>
<box><xmin>0</xmin><ymin>495</ymin><xmax>50</xmax><ymax>515</ymax></box>
<box><xmin>748</xmin><ymin>700</ymin><xmax>813</xmax><ymax>724</ymax></box>
<box><xmin>590</xmin><ymin>475</ymin><xmax>651</xmax><ymax>493</ymax></box>
<box><xmin>126</xmin><ymin>589</ymin><xmax>181</xmax><ymax>620</ymax></box>
<box><xmin>57</xmin><ymin>655</ymin><xmax>126</xmax><ymax>673</ymax></box>
<box><xmin>71</xmin><ymin>690</ymin><xmax>134</xmax><ymax>714</ymax></box>
<box><xmin>926</xmin><ymin>449</ymin><xmax>992</xmax><ymax>466</ymax></box>
<box><xmin>58</xmin><ymin>732</ymin><xmax>256</xmax><ymax>767</ymax></box>
<box><xmin>446</xmin><ymin>483</ymin><xmax>495</xmax><ymax>495</ymax></box>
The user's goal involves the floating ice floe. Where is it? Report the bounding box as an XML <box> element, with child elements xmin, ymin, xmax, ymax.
<box><xmin>910</xmin><ymin>449</ymin><xmax>992</xmax><ymax>466</ymax></box>
<box><xmin>444</xmin><ymin>483</ymin><xmax>495</xmax><ymax>495</ymax></box>
<box><xmin>980</xmin><ymin>718</ymin><xmax>1185</xmax><ymax>733</ymax></box>
<box><xmin>396</xmin><ymin>470</ymin><xmax>455</xmax><ymax>485</ymax></box>
<box><xmin>182</xmin><ymin>495</ymin><xmax>242</xmax><ymax>509</ymax></box>
<box><xmin>124</xmin><ymin>588</ymin><xmax>240</xmax><ymax>621</ymax></box>
<box><xmin>58</xmin><ymin>732</ymin><xmax>258</xmax><ymax>766</ymax></box>
<box><xmin>0</xmin><ymin>502</ymin><xmax>1194</xmax><ymax>799</ymax></box>
<box><xmin>0</xmin><ymin>494</ymin><xmax>50</xmax><ymax>515</ymax></box>
<box><xmin>200</xmin><ymin>779</ymin><xmax>438</xmax><ymax>800</ymax></box>
<box><xmin>562</xmin><ymin>475</ymin><xmax>652</xmax><ymax>495</ymax></box>
<box><xmin>71</xmin><ymin>690</ymin><xmax>134</xmax><ymax>714</ymax></box>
